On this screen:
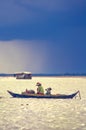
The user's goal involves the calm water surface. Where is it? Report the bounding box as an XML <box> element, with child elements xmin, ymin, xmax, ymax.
<box><xmin>0</xmin><ymin>77</ymin><xmax>86</xmax><ymax>130</ymax></box>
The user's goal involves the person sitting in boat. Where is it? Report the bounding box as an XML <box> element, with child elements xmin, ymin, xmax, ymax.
<box><xmin>45</xmin><ymin>87</ymin><xmax>52</xmax><ymax>95</ymax></box>
<box><xmin>36</xmin><ymin>82</ymin><xmax>44</xmax><ymax>95</ymax></box>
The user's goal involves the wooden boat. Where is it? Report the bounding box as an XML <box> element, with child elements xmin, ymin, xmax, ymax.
<box><xmin>7</xmin><ymin>90</ymin><xmax>81</xmax><ymax>99</ymax></box>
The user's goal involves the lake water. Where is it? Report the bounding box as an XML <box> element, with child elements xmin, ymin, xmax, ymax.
<box><xmin>0</xmin><ymin>77</ymin><xmax>86</xmax><ymax>130</ymax></box>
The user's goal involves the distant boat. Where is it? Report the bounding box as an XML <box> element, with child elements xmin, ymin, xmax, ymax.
<box><xmin>7</xmin><ymin>90</ymin><xmax>80</xmax><ymax>99</ymax></box>
<box><xmin>14</xmin><ymin>72</ymin><xmax>32</xmax><ymax>79</ymax></box>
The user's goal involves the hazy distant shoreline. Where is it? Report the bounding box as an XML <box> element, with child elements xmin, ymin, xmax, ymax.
<box><xmin>0</xmin><ymin>73</ymin><xmax>86</xmax><ymax>77</ymax></box>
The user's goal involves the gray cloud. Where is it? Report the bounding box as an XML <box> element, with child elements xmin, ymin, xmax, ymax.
<box><xmin>0</xmin><ymin>0</ymin><xmax>34</xmax><ymax>26</ymax></box>
<box><xmin>16</xmin><ymin>0</ymin><xmax>86</xmax><ymax>11</ymax></box>
<box><xmin>0</xmin><ymin>0</ymin><xmax>85</xmax><ymax>26</ymax></box>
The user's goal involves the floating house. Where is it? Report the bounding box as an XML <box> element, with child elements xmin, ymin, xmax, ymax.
<box><xmin>14</xmin><ymin>72</ymin><xmax>32</xmax><ymax>79</ymax></box>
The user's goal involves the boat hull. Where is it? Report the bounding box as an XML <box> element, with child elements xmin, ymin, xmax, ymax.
<box><xmin>7</xmin><ymin>90</ymin><xmax>79</xmax><ymax>99</ymax></box>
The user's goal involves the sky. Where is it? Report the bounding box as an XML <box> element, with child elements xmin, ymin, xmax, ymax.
<box><xmin>0</xmin><ymin>0</ymin><xmax>86</xmax><ymax>74</ymax></box>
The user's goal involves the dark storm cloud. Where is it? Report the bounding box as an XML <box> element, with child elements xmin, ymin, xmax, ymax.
<box><xmin>0</xmin><ymin>0</ymin><xmax>86</xmax><ymax>26</ymax></box>
<box><xmin>0</xmin><ymin>0</ymin><xmax>86</xmax><ymax>73</ymax></box>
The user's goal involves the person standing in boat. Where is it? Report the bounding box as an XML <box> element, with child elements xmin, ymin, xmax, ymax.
<box><xmin>36</xmin><ymin>82</ymin><xmax>44</xmax><ymax>95</ymax></box>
